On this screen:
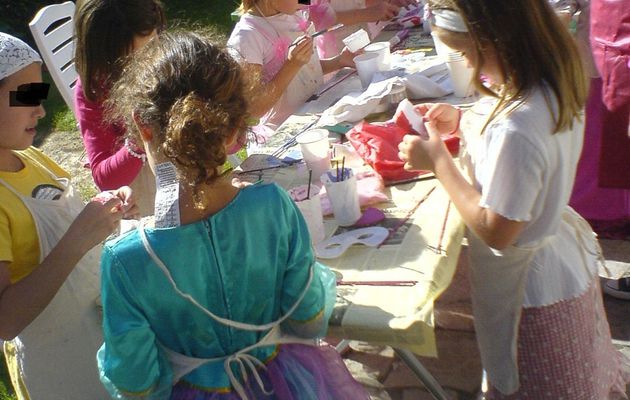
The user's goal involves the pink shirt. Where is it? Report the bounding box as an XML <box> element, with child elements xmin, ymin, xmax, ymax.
<box><xmin>73</xmin><ymin>79</ymin><xmax>143</xmax><ymax>190</ymax></box>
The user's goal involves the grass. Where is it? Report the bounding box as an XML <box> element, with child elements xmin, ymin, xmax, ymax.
<box><xmin>0</xmin><ymin>1</ymin><xmax>237</xmax><ymax>396</ymax></box>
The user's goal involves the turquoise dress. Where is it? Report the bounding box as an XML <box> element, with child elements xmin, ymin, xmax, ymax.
<box><xmin>97</xmin><ymin>183</ymin><xmax>367</xmax><ymax>399</ymax></box>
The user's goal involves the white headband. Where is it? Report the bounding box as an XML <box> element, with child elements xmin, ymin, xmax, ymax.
<box><xmin>0</xmin><ymin>32</ymin><xmax>42</xmax><ymax>81</ymax></box>
<box><xmin>431</xmin><ymin>9</ymin><xmax>468</xmax><ymax>33</ymax></box>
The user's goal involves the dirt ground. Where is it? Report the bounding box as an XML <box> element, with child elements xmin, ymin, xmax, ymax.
<box><xmin>38</xmin><ymin>129</ymin><xmax>98</xmax><ymax>201</ymax></box>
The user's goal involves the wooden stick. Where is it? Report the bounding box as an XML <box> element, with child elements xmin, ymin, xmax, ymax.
<box><xmin>436</xmin><ymin>200</ymin><xmax>451</xmax><ymax>254</ymax></box>
<box><xmin>337</xmin><ymin>280</ymin><xmax>417</xmax><ymax>287</ymax></box>
<box><xmin>378</xmin><ymin>185</ymin><xmax>436</xmax><ymax>248</ymax></box>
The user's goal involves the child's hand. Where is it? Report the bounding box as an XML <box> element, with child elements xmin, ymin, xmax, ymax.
<box><xmin>288</xmin><ymin>35</ymin><xmax>314</xmax><ymax>66</ymax></box>
<box><xmin>66</xmin><ymin>197</ymin><xmax>125</xmax><ymax>252</ymax></box>
<box><xmin>92</xmin><ymin>187</ymin><xmax>139</xmax><ymax>219</ymax></box>
<box><xmin>416</xmin><ymin>103</ymin><xmax>461</xmax><ymax>136</ymax></box>
<box><xmin>365</xmin><ymin>1</ymin><xmax>400</xmax><ymax>22</ymax></box>
<box><xmin>113</xmin><ymin>186</ymin><xmax>140</xmax><ymax>219</ymax></box>
<box><xmin>398</xmin><ymin>119</ymin><xmax>450</xmax><ymax>172</ymax></box>
<box><xmin>337</xmin><ymin>47</ymin><xmax>361</xmax><ymax>69</ymax></box>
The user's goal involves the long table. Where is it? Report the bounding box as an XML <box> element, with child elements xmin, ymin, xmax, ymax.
<box><xmin>237</xmin><ymin>26</ymin><xmax>474</xmax><ymax>400</ymax></box>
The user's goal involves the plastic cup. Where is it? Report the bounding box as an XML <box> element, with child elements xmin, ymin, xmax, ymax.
<box><xmin>342</xmin><ymin>28</ymin><xmax>370</xmax><ymax>52</ymax></box>
<box><xmin>353</xmin><ymin>52</ymin><xmax>380</xmax><ymax>88</ymax></box>
<box><xmin>364</xmin><ymin>41</ymin><xmax>391</xmax><ymax>71</ymax></box>
<box><xmin>321</xmin><ymin>167</ymin><xmax>361</xmax><ymax>227</ymax></box>
<box><xmin>444</xmin><ymin>54</ymin><xmax>475</xmax><ymax>97</ymax></box>
<box><xmin>290</xmin><ymin>185</ymin><xmax>326</xmax><ymax>244</ymax></box>
<box><xmin>430</xmin><ymin>31</ymin><xmax>456</xmax><ymax>61</ymax></box>
<box><xmin>296</xmin><ymin>129</ymin><xmax>331</xmax><ymax>180</ymax></box>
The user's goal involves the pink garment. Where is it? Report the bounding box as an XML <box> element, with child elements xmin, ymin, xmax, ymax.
<box><xmin>73</xmin><ymin>79</ymin><xmax>143</xmax><ymax>190</ymax></box>
<box><xmin>486</xmin><ymin>279</ymin><xmax>630</xmax><ymax>399</ymax></box>
<box><xmin>590</xmin><ymin>0</ymin><xmax>630</xmax><ymax>111</ymax></box>
<box><xmin>570</xmin><ymin>78</ymin><xmax>630</xmax><ymax>219</ymax></box>
<box><xmin>309</xmin><ymin>1</ymin><xmax>338</xmax><ymax>58</ymax></box>
<box><xmin>318</xmin><ymin>170</ymin><xmax>389</xmax><ymax>215</ymax></box>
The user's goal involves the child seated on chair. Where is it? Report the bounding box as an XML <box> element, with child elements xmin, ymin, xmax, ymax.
<box><xmin>228</xmin><ymin>0</ymin><xmax>359</xmax><ymax>140</ymax></box>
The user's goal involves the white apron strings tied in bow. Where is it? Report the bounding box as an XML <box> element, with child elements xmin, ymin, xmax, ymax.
<box><xmin>139</xmin><ymin>223</ymin><xmax>318</xmax><ymax>399</ymax></box>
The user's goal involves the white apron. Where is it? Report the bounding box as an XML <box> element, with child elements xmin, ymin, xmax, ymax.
<box><xmin>1</xmin><ymin>154</ymin><xmax>108</xmax><ymax>399</ymax></box>
<box><xmin>139</xmin><ymin>225</ymin><xmax>319</xmax><ymax>400</ymax></box>
<box><xmin>460</xmin><ymin>99</ymin><xmax>603</xmax><ymax>394</ymax></box>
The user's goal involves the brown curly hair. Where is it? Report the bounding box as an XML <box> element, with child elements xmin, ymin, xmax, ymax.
<box><xmin>106</xmin><ymin>30</ymin><xmax>249</xmax><ymax>201</ymax></box>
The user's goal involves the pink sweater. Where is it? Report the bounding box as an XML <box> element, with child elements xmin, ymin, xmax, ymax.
<box><xmin>74</xmin><ymin>79</ymin><xmax>143</xmax><ymax>190</ymax></box>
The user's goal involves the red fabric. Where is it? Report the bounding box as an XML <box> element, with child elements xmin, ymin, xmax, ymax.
<box><xmin>346</xmin><ymin>121</ymin><xmax>427</xmax><ymax>182</ymax></box>
<box><xmin>73</xmin><ymin>79</ymin><xmax>143</xmax><ymax>190</ymax></box>
<box><xmin>486</xmin><ymin>280</ymin><xmax>630</xmax><ymax>399</ymax></box>
<box><xmin>346</xmin><ymin>121</ymin><xmax>459</xmax><ymax>183</ymax></box>
<box><xmin>590</xmin><ymin>0</ymin><xmax>630</xmax><ymax>111</ymax></box>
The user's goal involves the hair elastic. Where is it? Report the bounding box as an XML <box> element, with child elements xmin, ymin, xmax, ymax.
<box><xmin>431</xmin><ymin>9</ymin><xmax>468</xmax><ymax>33</ymax></box>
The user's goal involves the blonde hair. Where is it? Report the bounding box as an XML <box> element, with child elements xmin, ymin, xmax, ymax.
<box><xmin>238</xmin><ymin>0</ymin><xmax>264</xmax><ymax>14</ymax></box>
<box><xmin>429</xmin><ymin>0</ymin><xmax>587</xmax><ymax>133</ymax></box>
<box><xmin>107</xmin><ymin>31</ymin><xmax>250</xmax><ymax>204</ymax></box>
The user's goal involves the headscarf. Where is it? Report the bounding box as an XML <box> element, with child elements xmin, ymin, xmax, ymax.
<box><xmin>431</xmin><ymin>9</ymin><xmax>468</xmax><ymax>32</ymax></box>
<box><xmin>0</xmin><ymin>32</ymin><xmax>42</xmax><ymax>81</ymax></box>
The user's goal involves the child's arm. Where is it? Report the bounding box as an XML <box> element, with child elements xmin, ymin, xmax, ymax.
<box><xmin>398</xmin><ymin>103</ymin><xmax>527</xmax><ymax>250</ymax></box>
<box><xmin>319</xmin><ymin>47</ymin><xmax>358</xmax><ymax>74</ymax></box>
<box><xmin>248</xmin><ymin>36</ymin><xmax>315</xmax><ymax>118</ymax></box>
<box><xmin>0</xmin><ymin>190</ymin><xmax>133</xmax><ymax>340</ymax></box>
<box><xmin>74</xmin><ymin>84</ymin><xmax>144</xmax><ymax>191</ymax></box>
<box><xmin>97</xmin><ymin>246</ymin><xmax>173</xmax><ymax>400</ymax></box>
<box><xmin>334</xmin><ymin>0</ymin><xmax>400</xmax><ymax>25</ymax></box>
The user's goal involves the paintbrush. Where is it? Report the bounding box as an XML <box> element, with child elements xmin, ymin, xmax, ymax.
<box><xmin>289</xmin><ymin>23</ymin><xmax>344</xmax><ymax>48</ymax></box>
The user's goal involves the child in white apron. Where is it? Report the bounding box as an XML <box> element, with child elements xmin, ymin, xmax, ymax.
<box><xmin>228</xmin><ymin>0</ymin><xmax>358</xmax><ymax>139</ymax></box>
<box><xmin>398</xmin><ymin>3</ymin><xmax>630</xmax><ymax>399</ymax></box>
<box><xmin>97</xmin><ymin>30</ymin><xmax>368</xmax><ymax>399</ymax></box>
<box><xmin>0</xmin><ymin>32</ymin><xmax>137</xmax><ymax>399</ymax></box>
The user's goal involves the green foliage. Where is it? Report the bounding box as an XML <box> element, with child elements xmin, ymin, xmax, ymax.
<box><xmin>0</xmin><ymin>357</ymin><xmax>16</xmax><ymax>400</ymax></box>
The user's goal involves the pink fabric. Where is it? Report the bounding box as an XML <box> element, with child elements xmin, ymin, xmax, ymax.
<box><xmin>309</xmin><ymin>1</ymin><xmax>338</xmax><ymax>59</ymax></box>
<box><xmin>319</xmin><ymin>170</ymin><xmax>389</xmax><ymax>215</ymax></box>
<box><xmin>170</xmin><ymin>343</ymin><xmax>369</xmax><ymax>399</ymax></box>
<box><xmin>486</xmin><ymin>279</ymin><xmax>630</xmax><ymax>399</ymax></box>
<box><xmin>73</xmin><ymin>79</ymin><xmax>143</xmax><ymax>190</ymax></box>
<box><xmin>570</xmin><ymin>78</ymin><xmax>630</xmax><ymax>218</ymax></box>
<box><xmin>590</xmin><ymin>0</ymin><xmax>630</xmax><ymax>111</ymax></box>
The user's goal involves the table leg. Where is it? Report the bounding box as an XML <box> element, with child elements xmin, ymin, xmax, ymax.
<box><xmin>393</xmin><ymin>348</ymin><xmax>451</xmax><ymax>400</ymax></box>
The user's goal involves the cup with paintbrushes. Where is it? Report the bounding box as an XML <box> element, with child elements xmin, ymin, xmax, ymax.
<box><xmin>289</xmin><ymin>170</ymin><xmax>326</xmax><ymax>244</ymax></box>
<box><xmin>321</xmin><ymin>158</ymin><xmax>361</xmax><ymax>226</ymax></box>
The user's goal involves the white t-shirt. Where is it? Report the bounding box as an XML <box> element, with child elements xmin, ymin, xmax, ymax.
<box><xmin>463</xmin><ymin>86</ymin><xmax>596</xmax><ymax>307</ymax></box>
<box><xmin>228</xmin><ymin>13</ymin><xmax>323</xmax><ymax>132</ymax></box>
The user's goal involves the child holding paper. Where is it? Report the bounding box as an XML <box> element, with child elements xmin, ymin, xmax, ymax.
<box><xmin>97</xmin><ymin>30</ymin><xmax>368</xmax><ymax>399</ymax></box>
<box><xmin>398</xmin><ymin>1</ymin><xmax>630</xmax><ymax>398</ymax></box>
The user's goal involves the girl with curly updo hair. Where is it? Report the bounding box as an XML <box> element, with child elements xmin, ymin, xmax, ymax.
<box><xmin>98</xmin><ymin>30</ymin><xmax>368</xmax><ymax>400</ymax></box>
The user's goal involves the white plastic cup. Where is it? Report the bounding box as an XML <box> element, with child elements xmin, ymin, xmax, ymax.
<box><xmin>321</xmin><ymin>167</ymin><xmax>361</xmax><ymax>227</ymax></box>
<box><xmin>353</xmin><ymin>52</ymin><xmax>380</xmax><ymax>88</ymax></box>
<box><xmin>445</xmin><ymin>55</ymin><xmax>475</xmax><ymax>97</ymax></box>
<box><xmin>296</xmin><ymin>129</ymin><xmax>331</xmax><ymax>180</ymax></box>
<box><xmin>430</xmin><ymin>30</ymin><xmax>455</xmax><ymax>61</ymax></box>
<box><xmin>364</xmin><ymin>41</ymin><xmax>391</xmax><ymax>71</ymax></box>
<box><xmin>291</xmin><ymin>185</ymin><xmax>326</xmax><ymax>244</ymax></box>
<box><xmin>342</xmin><ymin>28</ymin><xmax>370</xmax><ymax>52</ymax></box>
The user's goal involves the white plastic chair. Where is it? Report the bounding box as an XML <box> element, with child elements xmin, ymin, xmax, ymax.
<box><xmin>29</xmin><ymin>1</ymin><xmax>78</xmax><ymax>117</ymax></box>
